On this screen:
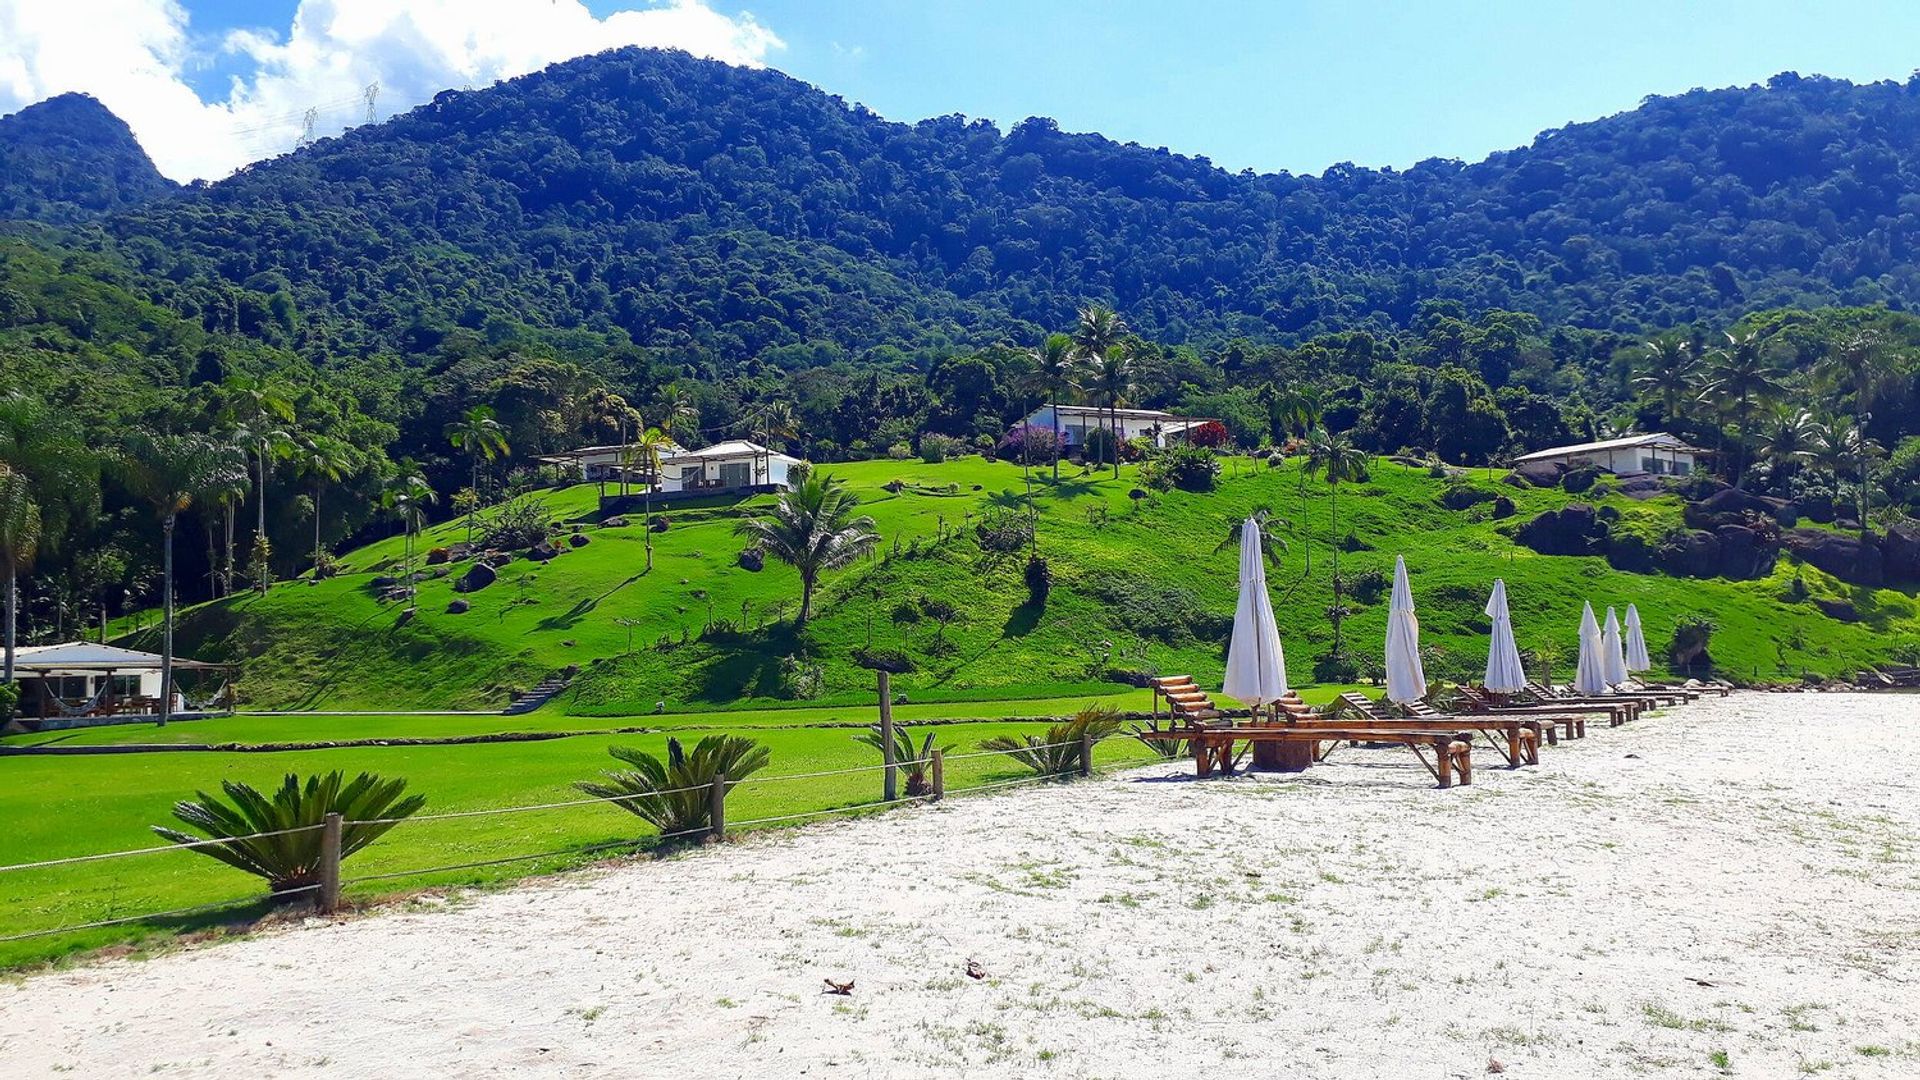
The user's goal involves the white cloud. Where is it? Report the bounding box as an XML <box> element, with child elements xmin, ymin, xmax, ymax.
<box><xmin>0</xmin><ymin>0</ymin><xmax>784</xmax><ymax>181</ymax></box>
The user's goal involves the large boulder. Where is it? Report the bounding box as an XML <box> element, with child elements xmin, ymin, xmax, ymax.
<box><xmin>446</xmin><ymin>598</ymin><xmax>471</xmax><ymax>615</ymax></box>
<box><xmin>1814</xmin><ymin>598</ymin><xmax>1859</xmax><ymax>622</ymax></box>
<box><xmin>1604</xmin><ymin>531</ymin><xmax>1657</xmax><ymax>573</ymax></box>
<box><xmin>526</xmin><ymin>543</ymin><xmax>559</xmax><ymax>562</ymax></box>
<box><xmin>568</xmin><ymin>532</ymin><xmax>591</xmax><ymax>548</ymax></box>
<box><xmin>1490</xmin><ymin>495</ymin><xmax>1516</xmax><ymax>520</ymax></box>
<box><xmin>1782</xmin><ymin>528</ymin><xmax>1884</xmax><ymax>586</ymax></box>
<box><xmin>1712</xmin><ymin>524</ymin><xmax>1778</xmax><ymax>580</ymax></box>
<box><xmin>456</xmin><ymin>561</ymin><xmax>497</xmax><ymax>593</ymax></box>
<box><xmin>1560</xmin><ymin>465</ymin><xmax>1603</xmax><ymax>494</ymax></box>
<box><xmin>1514</xmin><ymin>504</ymin><xmax>1607</xmax><ymax>556</ymax></box>
<box><xmin>738</xmin><ymin>547</ymin><xmax>765</xmax><ymax>572</ymax></box>
<box><xmin>1615</xmin><ymin>473</ymin><xmax>1666</xmax><ymax>500</ymax></box>
<box><xmin>1506</xmin><ymin>460</ymin><xmax>1567</xmax><ymax>488</ymax></box>
<box><xmin>1656</xmin><ymin>530</ymin><xmax>1721</xmax><ymax>578</ymax></box>
<box><xmin>1882</xmin><ymin>523</ymin><xmax>1920</xmax><ymax>584</ymax></box>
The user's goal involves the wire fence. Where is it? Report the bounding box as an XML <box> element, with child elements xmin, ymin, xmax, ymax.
<box><xmin>0</xmin><ymin>737</ymin><xmax>1145</xmax><ymax>949</ymax></box>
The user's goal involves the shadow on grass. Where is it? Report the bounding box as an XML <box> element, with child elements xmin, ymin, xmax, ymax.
<box><xmin>536</xmin><ymin>573</ymin><xmax>647</xmax><ymax>632</ymax></box>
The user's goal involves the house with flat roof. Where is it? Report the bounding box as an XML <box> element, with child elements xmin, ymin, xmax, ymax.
<box><xmin>1019</xmin><ymin>403</ymin><xmax>1213</xmax><ymax>449</ymax></box>
<box><xmin>1512</xmin><ymin>433</ymin><xmax>1704</xmax><ymax>476</ymax></box>
<box><xmin>536</xmin><ymin>438</ymin><xmax>687</xmax><ymax>485</ymax></box>
<box><xmin>657</xmin><ymin>440</ymin><xmax>803</xmax><ymax>493</ymax></box>
<box><xmin>4</xmin><ymin>642</ymin><xmax>234</xmax><ymax>732</ymax></box>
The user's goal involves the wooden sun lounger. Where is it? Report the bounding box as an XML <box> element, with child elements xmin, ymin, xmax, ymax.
<box><xmin>1135</xmin><ymin>724</ymin><xmax>1474</xmax><ymax>788</ymax></box>
<box><xmin>1519</xmin><ymin>683</ymin><xmax>1644</xmax><ymax>723</ymax></box>
<box><xmin>1454</xmin><ymin>685</ymin><xmax>1593</xmax><ymax>740</ymax></box>
<box><xmin>1150</xmin><ymin>675</ymin><xmax>1228</xmax><ymax>725</ymax></box>
<box><xmin>1393</xmin><ymin>699</ymin><xmax>1543</xmax><ymax>766</ymax></box>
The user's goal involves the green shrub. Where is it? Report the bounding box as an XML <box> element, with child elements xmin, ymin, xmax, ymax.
<box><xmin>854</xmin><ymin>726</ymin><xmax>951</xmax><ymax>797</ymax></box>
<box><xmin>1023</xmin><ymin>554</ymin><xmax>1052</xmax><ymax>602</ymax></box>
<box><xmin>152</xmin><ymin>771</ymin><xmax>425</xmax><ymax>896</ymax></box>
<box><xmin>1082</xmin><ymin>427</ymin><xmax>1119</xmax><ymax>465</ymax></box>
<box><xmin>1142</xmin><ymin>445</ymin><xmax>1220</xmax><ymax>492</ymax></box>
<box><xmin>0</xmin><ymin>680</ymin><xmax>17</xmax><ymax>722</ymax></box>
<box><xmin>919</xmin><ymin>433</ymin><xmax>966</xmax><ymax>464</ymax></box>
<box><xmin>481</xmin><ymin>493</ymin><xmax>554</xmax><ymax>550</ymax></box>
<box><xmin>977</xmin><ymin>704</ymin><xmax>1122</xmax><ymax>776</ymax></box>
<box><xmin>577</xmin><ymin>735</ymin><xmax>770</xmax><ymax>838</ymax></box>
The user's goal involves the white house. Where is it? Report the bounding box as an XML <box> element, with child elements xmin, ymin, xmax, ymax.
<box><xmin>536</xmin><ymin>439</ymin><xmax>686</xmax><ymax>484</ymax></box>
<box><xmin>1512</xmin><ymin>433</ymin><xmax>1704</xmax><ymax>476</ymax></box>
<box><xmin>658</xmin><ymin>440</ymin><xmax>803</xmax><ymax>493</ymax></box>
<box><xmin>1020</xmin><ymin>403</ymin><xmax>1214</xmax><ymax>449</ymax></box>
<box><xmin>5</xmin><ymin>642</ymin><xmax>233</xmax><ymax>729</ymax></box>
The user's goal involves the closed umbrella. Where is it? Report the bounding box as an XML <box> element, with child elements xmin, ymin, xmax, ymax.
<box><xmin>1623</xmin><ymin>603</ymin><xmax>1651</xmax><ymax>673</ymax></box>
<box><xmin>1602</xmin><ymin>606</ymin><xmax>1629</xmax><ymax>686</ymax></box>
<box><xmin>1574</xmin><ymin>601</ymin><xmax>1609</xmax><ymax>695</ymax></box>
<box><xmin>1222</xmin><ymin>517</ymin><xmax>1288</xmax><ymax>710</ymax></box>
<box><xmin>1385</xmin><ymin>555</ymin><xmax>1427</xmax><ymax>704</ymax></box>
<box><xmin>1483</xmin><ymin>578</ymin><xmax>1527</xmax><ymax>693</ymax></box>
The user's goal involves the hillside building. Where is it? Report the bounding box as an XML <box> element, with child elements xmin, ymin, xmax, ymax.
<box><xmin>1512</xmin><ymin>433</ymin><xmax>1704</xmax><ymax>476</ymax></box>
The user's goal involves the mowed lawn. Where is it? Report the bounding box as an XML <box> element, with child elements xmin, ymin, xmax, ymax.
<box><xmin>0</xmin><ymin>717</ymin><xmax>1163</xmax><ymax>970</ymax></box>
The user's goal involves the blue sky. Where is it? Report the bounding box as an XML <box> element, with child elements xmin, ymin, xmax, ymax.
<box><xmin>8</xmin><ymin>1</ymin><xmax>1920</xmax><ymax>180</ymax></box>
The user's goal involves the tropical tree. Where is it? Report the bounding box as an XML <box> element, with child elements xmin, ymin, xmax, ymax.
<box><xmin>1083</xmin><ymin>345</ymin><xmax>1136</xmax><ymax>479</ymax></box>
<box><xmin>1808</xmin><ymin>414</ymin><xmax>1883</xmax><ymax>531</ymax></box>
<box><xmin>1212</xmin><ymin>505</ymin><xmax>1292</xmax><ymax>570</ymax></box>
<box><xmin>1698</xmin><ymin>330</ymin><xmax>1785</xmax><ymax>488</ymax></box>
<box><xmin>1302</xmin><ymin>427</ymin><xmax>1370</xmax><ymax>654</ymax></box>
<box><xmin>1072</xmin><ymin>304</ymin><xmax>1130</xmax><ymax>476</ymax></box>
<box><xmin>445</xmin><ymin>406</ymin><xmax>509</xmax><ymax>542</ymax></box>
<box><xmin>577</xmin><ymin>735</ymin><xmax>770</xmax><ymax>837</ymax></box>
<box><xmin>152</xmin><ymin>771</ymin><xmax>425</xmax><ymax>896</ymax></box>
<box><xmin>1633</xmin><ymin>336</ymin><xmax>1697</xmax><ymax>423</ymax></box>
<box><xmin>1260</xmin><ymin>383</ymin><xmax>1323</xmax><ymax>445</ymax></box>
<box><xmin>622</xmin><ymin>426</ymin><xmax>675</xmax><ymax>571</ymax></box>
<box><xmin>976</xmin><ymin>703</ymin><xmax>1123</xmax><ymax>776</ymax></box>
<box><xmin>1756</xmin><ymin>408</ymin><xmax>1815</xmax><ymax>482</ymax></box>
<box><xmin>750</xmin><ymin>401</ymin><xmax>799</xmax><ymax>484</ymax></box>
<box><xmin>659</xmin><ymin>384</ymin><xmax>700</xmax><ymax>445</ymax></box>
<box><xmin>117</xmin><ymin>432</ymin><xmax>246</xmax><ymax>725</ymax></box>
<box><xmin>1026</xmin><ymin>332</ymin><xmax>1076</xmax><ymax>481</ymax></box>
<box><xmin>0</xmin><ymin>465</ymin><xmax>40</xmax><ymax>685</ymax></box>
<box><xmin>733</xmin><ymin>469</ymin><xmax>879</xmax><ymax>626</ymax></box>
<box><xmin>295</xmin><ymin>436</ymin><xmax>354</xmax><ymax>574</ymax></box>
<box><xmin>218</xmin><ymin>376</ymin><xmax>297</xmax><ymax>593</ymax></box>
<box><xmin>381</xmin><ymin>474</ymin><xmax>437</xmax><ymax>602</ymax></box>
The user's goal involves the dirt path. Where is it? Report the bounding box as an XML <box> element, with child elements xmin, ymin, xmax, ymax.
<box><xmin>3</xmin><ymin>693</ymin><xmax>1916</xmax><ymax>1078</ymax></box>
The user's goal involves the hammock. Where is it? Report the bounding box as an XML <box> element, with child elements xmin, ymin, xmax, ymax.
<box><xmin>185</xmin><ymin>681</ymin><xmax>234</xmax><ymax>712</ymax></box>
<box><xmin>45</xmin><ymin>682</ymin><xmax>110</xmax><ymax>718</ymax></box>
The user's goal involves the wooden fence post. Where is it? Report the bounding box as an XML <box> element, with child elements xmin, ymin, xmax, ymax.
<box><xmin>930</xmin><ymin>748</ymin><xmax>945</xmax><ymax>801</ymax></box>
<box><xmin>318</xmin><ymin>812</ymin><xmax>342</xmax><ymax>914</ymax></box>
<box><xmin>709</xmin><ymin>772</ymin><xmax>727</xmax><ymax>842</ymax></box>
<box><xmin>878</xmin><ymin>669</ymin><xmax>897</xmax><ymax>802</ymax></box>
<box><xmin>1078</xmin><ymin>732</ymin><xmax>1093</xmax><ymax>778</ymax></box>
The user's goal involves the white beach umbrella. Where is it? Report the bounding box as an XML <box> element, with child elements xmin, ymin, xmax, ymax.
<box><xmin>1602</xmin><ymin>606</ymin><xmax>1629</xmax><ymax>686</ymax></box>
<box><xmin>1574</xmin><ymin>601</ymin><xmax>1609</xmax><ymax>695</ymax></box>
<box><xmin>1623</xmin><ymin>603</ymin><xmax>1652</xmax><ymax>673</ymax></box>
<box><xmin>1385</xmin><ymin>555</ymin><xmax>1427</xmax><ymax>704</ymax></box>
<box><xmin>1222</xmin><ymin>517</ymin><xmax>1288</xmax><ymax>708</ymax></box>
<box><xmin>1482</xmin><ymin>578</ymin><xmax>1527</xmax><ymax>693</ymax></box>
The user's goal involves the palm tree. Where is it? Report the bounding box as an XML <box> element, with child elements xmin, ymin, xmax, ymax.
<box><xmin>1302</xmin><ymin>427</ymin><xmax>1370</xmax><ymax>655</ymax></box>
<box><xmin>1259</xmin><ymin>383</ymin><xmax>1323</xmax><ymax>445</ymax></box>
<box><xmin>1808</xmin><ymin>414</ymin><xmax>1883</xmax><ymax>531</ymax></box>
<box><xmin>381</xmin><ymin>474</ymin><xmax>437</xmax><ymax>603</ymax></box>
<box><xmin>659</xmin><ymin>385</ymin><xmax>700</xmax><ymax>446</ymax></box>
<box><xmin>751</xmin><ymin>401</ymin><xmax>799</xmax><ymax>485</ymax></box>
<box><xmin>218</xmin><ymin>375</ymin><xmax>297</xmax><ymax>594</ymax></box>
<box><xmin>117</xmin><ymin>432</ymin><xmax>246</xmax><ymax>725</ymax></box>
<box><xmin>1698</xmin><ymin>330</ymin><xmax>1785</xmax><ymax>489</ymax></box>
<box><xmin>1756</xmin><ymin>407</ymin><xmax>1814</xmax><ymax>484</ymax></box>
<box><xmin>733</xmin><ymin>470</ymin><xmax>878</xmax><ymax>626</ymax></box>
<box><xmin>295</xmin><ymin>437</ymin><xmax>355</xmax><ymax>574</ymax></box>
<box><xmin>1634</xmin><ymin>336</ymin><xmax>1697</xmax><ymax>423</ymax></box>
<box><xmin>1072</xmin><ymin>305</ymin><xmax>1130</xmax><ymax>476</ymax></box>
<box><xmin>1026</xmin><ymin>333</ymin><xmax>1076</xmax><ymax>481</ymax></box>
<box><xmin>622</xmin><ymin>426</ymin><xmax>675</xmax><ymax>572</ymax></box>
<box><xmin>0</xmin><ymin>464</ymin><xmax>40</xmax><ymax>686</ymax></box>
<box><xmin>445</xmin><ymin>406</ymin><xmax>509</xmax><ymax>542</ymax></box>
<box><xmin>1083</xmin><ymin>345</ymin><xmax>1135</xmax><ymax>479</ymax></box>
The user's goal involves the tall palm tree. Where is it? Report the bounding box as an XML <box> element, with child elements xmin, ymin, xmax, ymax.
<box><xmin>295</xmin><ymin>437</ymin><xmax>355</xmax><ymax>573</ymax></box>
<box><xmin>1302</xmin><ymin>427</ymin><xmax>1370</xmax><ymax>655</ymax></box>
<box><xmin>1083</xmin><ymin>345</ymin><xmax>1135</xmax><ymax>479</ymax></box>
<box><xmin>1072</xmin><ymin>304</ymin><xmax>1129</xmax><ymax>475</ymax></box>
<box><xmin>446</xmin><ymin>405</ymin><xmax>509</xmax><ymax>542</ymax></box>
<box><xmin>1756</xmin><ymin>407</ymin><xmax>1815</xmax><ymax>484</ymax></box>
<box><xmin>218</xmin><ymin>376</ymin><xmax>297</xmax><ymax>593</ymax></box>
<box><xmin>1808</xmin><ymin>414</ymin><xmax>1883</xmax><ymax>532</ymax></box>
<box><xmin>0</xmin><ymin>464</ymin><xmax>40</xmax><ymax>686</ymax></box>
<box><xmin>381</xmin><ymin>474</ymin><xmax>437</xmax><ymax>603</ymax></box>
<box><xmin>622</xmin><ymin>426</ymin><xmax>675</xmax><ymax>572</ymax></box>
<box><xmin>1698</xmin><ymin>330</ymin><xmax>1785</xmax><ymax>489</ymax></box>
<box><xmin>659</xmin><ymin>385</ymin><xmax>700</xmax><ymax>446</ymax></box>
<box><xmin>116</xmin><ymin>432</ymin><xmax>246</xmax><ymax>725</ymax></box>
<box><xmin>1259</xmin><ymin>383</ymin><xmax>1323</xmax><ymax>445</ymax></box>
<box><xmin>733</xmin><ymin>470</ymin><xmax>879</xmax><ymax>627</ymax></box>
<box><xmin>1026</xmin><ymin>333</ymin><xmax>1076</xmax><ymax>481</ymax></box>
<box><xmin>751</xmin><ymin>401</ymin><xmax>799</xmax><ymax>485</ymax></box>
<box><xmin>1634</xmin><ymin>336</ymin><xmax>1697</xmax><ymax>424</ymax></box>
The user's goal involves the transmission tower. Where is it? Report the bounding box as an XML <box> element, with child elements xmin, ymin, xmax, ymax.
<box><xmin>296</xmin><ymin>107</ymin><xmax>318</xmax><ymax>148</ymax></box>
<box><xmin>363</xmin><ymin>82</ymin><xmax>379</xmax><ymax>124</ymax></box>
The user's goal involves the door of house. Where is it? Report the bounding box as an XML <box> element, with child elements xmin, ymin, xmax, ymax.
<box><xmin>719</xmin><ymin>461</ymin><xmax>752</xmax><ymax>488</ymax></box>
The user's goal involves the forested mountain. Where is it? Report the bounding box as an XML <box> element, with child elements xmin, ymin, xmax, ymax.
<box><xmin>0</xmin><ymin>94</ymin><xmax>176</xmax><ymax>225</ymax></box>
<box><xmin>96</xmin><ymin>52</ymin><xmax>1920</xmax><ymax>363</ymax></box>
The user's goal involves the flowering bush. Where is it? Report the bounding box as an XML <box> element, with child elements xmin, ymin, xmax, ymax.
<box><xmin>1185</xmin><ymin>419</ymin><xmax>1231</xmax><ymax>449</ymax></box>
<box><xmin>997</xmin><ymin>423</ymin><xmax>1062</xmax><ymax>463</ymax></box>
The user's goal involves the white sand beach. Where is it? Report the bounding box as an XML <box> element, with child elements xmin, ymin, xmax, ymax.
<box><xmin>3</xmin><ymin>692</ymin><xmax>1917</xmax><ymax>1078</ymax></box>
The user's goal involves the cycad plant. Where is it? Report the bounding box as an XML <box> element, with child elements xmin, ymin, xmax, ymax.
<box><xmin>152</xmin><ymin>771</ymin><xmax>425</xmax><ymax>896</ymax></box>
<box><xmin>577</xmin><ymin>735</ymin><xmax>771</xmax><ymax>837</ymax></box>
<box><xmin>977</xmin><ymin>704</ymin><xmax>1123</xmax><ymax>776</ymax></box>
<box><xmin>854</xmin><ymin>726</ymin><xmax>950</xmax><ymax>797</ymax></box>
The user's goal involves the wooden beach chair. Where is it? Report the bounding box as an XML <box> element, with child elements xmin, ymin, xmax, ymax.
<box><xmin>1150</xmin><ymin>675</ymin><xmax>1228</xmax><ymax>725</ymax></box>
<box><xmin>1521</xmin><ymin>682</ymin><xmax>1643</xmax><ymax>724</ymax></box>
<box><xmin>1135</xmin><ymin>723</ymin><xmax>1475</xmax><ymax>788</ymax></box>
<box><xmin>1454</xmin><ymin>685</ymin><xmax>1591</xmax><ymax>741</ymax></box>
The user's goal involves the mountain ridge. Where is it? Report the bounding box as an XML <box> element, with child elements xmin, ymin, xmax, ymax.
<box><xmin>0</xmin><ymin>93</ymin><xmax>177</xmax><ymax>224</ymax></box>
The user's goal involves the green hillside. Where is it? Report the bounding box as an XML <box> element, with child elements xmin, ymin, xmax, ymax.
<box><xmin>142</xmin><ymin>454</ymin><xmax>1918</xmax><ymax>715</ymax></box>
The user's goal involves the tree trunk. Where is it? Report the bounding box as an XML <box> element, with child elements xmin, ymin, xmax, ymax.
<box><xmin>1110</xmin><ymin>401</ymin><xmax>1120</xmax><ymax>479</ymax></box>
<box><xmin>256</xmin><ymin>449</ymin><xmax>270</xmax><ymax>593</ymax></box>
<box><xmin>467</xmin><ymin>457</ymin><xmax>478</xmax><ymax>543</ymax></box>
<box><xmin>1330</xmin><ymin>484</ymin><xmax>1342</xmax><ymax>655</ymax></box>
<box><xmin>798</xmin><ymin>574</ymin><xmax>815</xmax><ymax>626</ymax></box>
<box><xmin>160</xmin><ymin>515</ymin><xmax>175</xmax><ymax>726</ymax></box>
<box><xmin>313</xmin><ymin>485</ymin><xmax>323</xmax><ymax>570</ymax></box>
<box><xmin>3</xmin><ymin>565</ymin><xmax>16</xmax><ymax>684</ymax></box>
<box><xmin>222</xmin><ymin>502</ymin><xmax>235</xmax><ymax>596</ymax></box>
<box><xmin>878</xmin><ymin>670</ymin><xmax>896</xmax><ymax>802</ymax></box>
<box><xmin>644</xmin><ymin>485</ymin><xmax>654</xmax><ymax>571</ymax></box>
<box><xmin>1050</xmin><ymin>391</ymin><xmax>1061</xmax><ymax>482</ymax></box>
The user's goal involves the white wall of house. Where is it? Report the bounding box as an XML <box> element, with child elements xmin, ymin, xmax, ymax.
<box><xmin>1525</xmin><ymin>444</ymin><xmax>1696</xmax><ymax>476</ymax></box>
<box><xmin>1021</xmin><ymin>405</ymin><xmax>1203</xmax><ymax>448</ymax></box>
